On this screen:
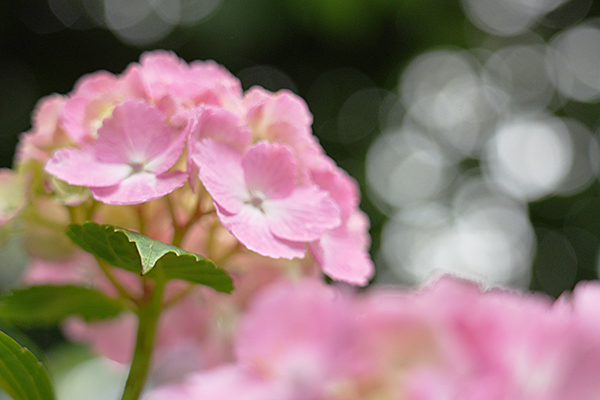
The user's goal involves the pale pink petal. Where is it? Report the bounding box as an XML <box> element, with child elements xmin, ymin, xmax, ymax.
<box><xmin>241</xmin><ymin>142</ymin><xmax>295</xmax><ymax>199</ymax></box>
<box><xmin>61</xmin><ymin>71</ymin><xmax>124</xmax><ymax>144</ymax></box>
<box><xmin>15</xmin><ymin>95</ymin><xmax>70</xmax><ymax>165</ymax></box>
<box><xmin>244</xmin><ymin>87</ymin><xmax>313</xmax><ymax>143</ymax></box>
<box><xmin>264</xmin><ymin>185</ymin><xmax>340</xmax><ymax>242</ymax></box>
<box><xmin>139</xmin><ymin>50</ymin><xmax>243</xmax><ymax>108</ymax></box>
<box><xmin>29</xmin><ymin>94</ymin><xmax>67</xmax><ymax>146</ymax></box>
<box><xmin>45</xmin><ymin>148</ymin><xmax>132</xmax><ymax>187</ymax></box>
<box><xmin>310</xmin><ymin>211</ymin><xmax>374</xmax><ymax>286</ymax></box>
<box><xmin>194</xmin><ymin>139</ymin><xmax>246</xmax><ymax>214</ymax></box>
<box><xmin>94</xmin><ymin>100</ymin><xmax>182</xmax><ymax>172</ymax></box>
<box><xmin>144</xmin><ymin>132</ymin><xmax>187</xmax><ymax>175</ymax></box>
<box><xmin>189</xmin><ymin>106</ymin><xmax>251</xmax><ymax>153</ymax></box>
<box><xmin>243</xmin><ymin>88</ymin><xmax>324</xmax><ymax>169</ymax></box>
<box><xmin>311</xmin><ymin>163</ymin><xmax>359</xmax><ymax>222</ymax></box>
<box><xmin>188</xmin><ymin>59</ymin><xmax>244</xmax><ymax>107</ymax></box>
<box><xmin>139</xmin><ymin>50</ymin><xmax>191</xmax><ymax>102</ymax></box>
<box><xmin>217</xmin><ymin>204</ymin><xmax>305</xmax><ymax>259</ymax></box>
<box><xmin>90</xmin><ymin>171</ymin><xmax>188</xmax><ymax>205</ymax></box>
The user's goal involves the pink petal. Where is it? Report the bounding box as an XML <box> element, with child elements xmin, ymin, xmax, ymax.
<box><xmin>243</xmin><ymin>88</ymin><xmax>324</xmax><ymax>169</ymax></box>
<box><xmin>217</xmin><ymin>204</ymin><xmax>305</xmax><ymax>259</ymax></box>
<box><xmin>264</xmin><ymin>185</ymin><xmax>340</xmax><ymax>242</ymax></box>
<box><xmin>194</xmin><ymin>139</ymin><xmax>246</xmax><ymax>214</ymax></box>
<box><xmin>243</xmin><ymin>87</ymin><xmax>313</xmax><ymax>143</ymax></box>
<box><xmin>60</xmin><ymin>71</ymin><xmax>123</xmax><ymax>144</ymax></box>
<box><xmin>94</xmin><ymin>100</ymin><xmax>183</xmax><ymax>174</ymax></box>
<box><xmin>310</xmin><ymin>211</ymin><xmax>374</xmax><ymax>286</ymax></box>
<box><xmin>45</xmin><ymin>148</ymin><xmax>132</xmax><ymax>187</ymax></box>
<box><xmin>242</xmin><ymin>142</ymin><xmax>296</xmax><ymax>199</ymax></box>
<box><xmin>90</xmin><ymin>170</ymin><xmax>187</xmax><ymax>205</ymax></box>
<box><xmin>311</xmin><ymin>163</ymin><xmax>359</xmax><ymax>222</ymax></box>
<box><xmin>189</xmin><ymin>106</ymin><xmax>251</xmax><ymax>153</ymax></box>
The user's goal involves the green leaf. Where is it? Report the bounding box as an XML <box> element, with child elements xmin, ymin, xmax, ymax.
<box><xmin>65</xmin><ymin>223</ymin><xmax>143</xmax><ymax>274</ymax></box>
<box><xmin>0</xmin><ymin>286</ymin><xmax>126</xmax><ymax>326</ymax></box>
<box><xmin>0</xmin><ymin>330</ymin><xmax>55</xmax><ymax>400</ymax></box>
<box><xmin>66</xmin><ymin>222</ymin><xmax>233</xmax><ymax>293</ymax></box>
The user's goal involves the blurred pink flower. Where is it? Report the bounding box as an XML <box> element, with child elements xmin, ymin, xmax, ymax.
<box><xmin>144</xmin><ymin>276</ymin><xmax>600</xmax><ymax>400</ymax></box>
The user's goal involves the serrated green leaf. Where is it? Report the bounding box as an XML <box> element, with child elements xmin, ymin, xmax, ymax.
<box><xmin>152</xmin><ymin>252</ymin><xmax>233</xmax><ymax>291</ymax></box>
<box><xmin>0</xmin><ymin>286</ymin><xmax>126</xmax><ymax>327</ymax></box>
<box><xmin>66</xmin><ymin>222</ymin><xmax>233</xmax><ymax>293</ymax></box>
<box><xmin>65</xmin><ymin>223</ymin><xmax>142</xmax><ymax>273</ymax></box>
<box><xmin>0</xmin><ymin>330</ymin><xmax>55</xmax><ymax>400</ymax></box>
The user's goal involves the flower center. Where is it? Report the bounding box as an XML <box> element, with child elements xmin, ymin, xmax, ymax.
<box><xmin>130</xmin><ymin>161</ymin><xmax>145</xmax><ymax>173</ymax></box>
<box><xmin>246</xmin><ymin>191</ymin><xmax>266</xmax><ymax>211</ymax></box>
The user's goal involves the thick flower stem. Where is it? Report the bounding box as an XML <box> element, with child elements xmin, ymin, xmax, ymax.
<box><xmin>120</xmin><ymin>278</ymin><xmax>166</xmax><ymax>400</ymax></box>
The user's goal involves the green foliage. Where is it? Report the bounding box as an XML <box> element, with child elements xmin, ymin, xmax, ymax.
<box><xmin>0</xmin><ymin>285</ymin><xmax>126</xmax><ymax>326</ymax></box>
<box><xmin>0</xmin><ymin>330</ymin><xmax>55</xmax><ymax>400</ymax></box>
<box><xmin>66</xmin><ymin>222</ymin><xmax>234</xmax><ymax>293</ymax></box>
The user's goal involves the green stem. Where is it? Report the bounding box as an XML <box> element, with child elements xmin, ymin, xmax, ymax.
<box><xmin>120</xmin><ymin>278</ymin><xmax>166</xmax><ymax>400</ymax></box>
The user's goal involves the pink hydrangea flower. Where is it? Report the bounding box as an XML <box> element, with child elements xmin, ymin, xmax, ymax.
<box><xmin>187</xmin><ymin>87</ymin><xmax>373</xmax><ymax>283</ymax></box>
<box><xmin>45</xmin><ymin>100</ymin><xmax>188</xmax><ymax>205</ymax></box>
<box><xmin>193</xmin><ymin>139</ymin><xmax>340</xmax><ymax>259</ymax></box>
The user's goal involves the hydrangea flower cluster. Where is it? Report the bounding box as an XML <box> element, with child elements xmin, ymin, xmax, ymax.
<box><xmin>12</xmin><ymin>50</ymin><xmax>373</xmax><ymax>285</ymax></box>
<box><xmin>147</xmin><ymin>276</ymin><xmax>600</xmax><ymax>400</ymax></box>
<box><xmin>0</xmin><ymin>51</ymin><xmax>374</xmax><ymax>390</ymax></box>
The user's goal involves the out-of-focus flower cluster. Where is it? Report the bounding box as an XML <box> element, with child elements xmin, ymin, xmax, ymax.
<box><xmin>1</xmin><ymin>50</ymin><xmax>373</xmax><ymax>375</ymax></box>
<box><xmin>147</xmin><ymin>275</ymin><xmax>600</xmax><ymax>400</ymax></box>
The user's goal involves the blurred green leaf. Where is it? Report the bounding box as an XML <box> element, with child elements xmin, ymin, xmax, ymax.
<box><xmin>0</xmin><ymin>329</ymin><xmax>55</xmax><ymax>400</ymax></box>
<box><xmin>66</xmin><ymin>222</ymin><xmax>233</xmax><ymax>293</ymax></box>
<box><xmin>0</xmin><ymin>285</ymin><xmax>126</xmax><ymax>326</ymax></box>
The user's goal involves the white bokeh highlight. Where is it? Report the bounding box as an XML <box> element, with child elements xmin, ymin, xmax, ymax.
<box><xmin>547</xmin><ymin>22</ymin><xmax>600</xmax><ymax>102</ymax></box>
<box><xmin>483</xmin><ymin>116</ymin><xmax>573</xmax><ymax>201</ymax></box>
<box><xmin>367</xmin><ymin>128</ymin><xmax>453</xmax><ymax>210</ymax></box>
<box><xmin>461</xmin><ymin>0</ymin><xmax>569</xmax><ymax>36</ymax></box>
<box><xmin>382</xmin><ymin>181</ymin><xmax>534</xmax><ymax>286</ymax></box>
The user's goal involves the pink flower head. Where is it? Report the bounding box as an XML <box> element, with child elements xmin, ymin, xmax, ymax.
<box><xmin>45</xmin><ymin>100</ymin><xmax>188</xmax><ymax>205</ymax></box>
<box><xmin>194</xmin><ymin>139</ymin><xmax>340</xmax><ymax>259</ymax></box>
